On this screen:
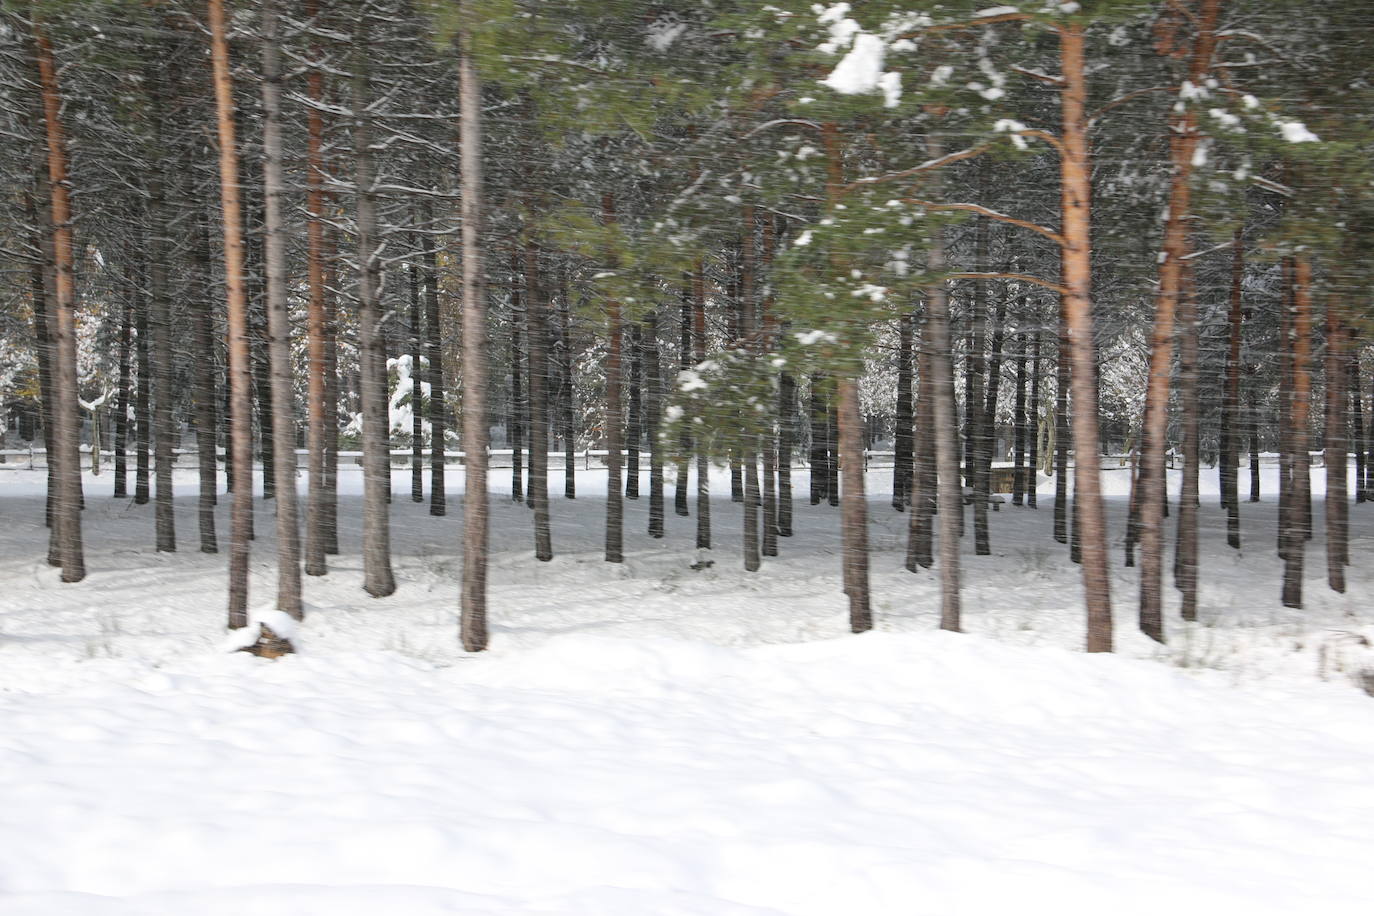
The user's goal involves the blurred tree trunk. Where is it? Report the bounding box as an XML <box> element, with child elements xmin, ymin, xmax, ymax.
<box><xmin>693</xmin><ymin>261</ymin><xmax>711</xmax><ymax>550</ymax></box>
<box><xmin>645</xmin><ymin>309</ymin><xmax>665</xmax><ymax>539</ymax></box>
<box><xmin>1324</xmin><ymin>297</ymin><xmax>1348</xmax><ymax>593</ymax></box>
<box><xmin>1222</xmin><ymin>226</ymin><xmax>1243</xmax><ymax>547</ymax></box>
<box><xmin>893</xmin><ymin>311</ymin><xmax>914</xmax><ymax>510</ymax></box>
<box><xmin>602</xmin><ymin>193</ymin><xmax>624</xmax><ymax>564</ymax></box>
<box><xmin>525</xmin><ymin>240</ymin><xmax>552</xmax><ymax>561</ymax></box>
<box><xmin>193</xmin><ymin>212</ymin><xmax>218</xmax><ymax>553</ymax></box>
<box><xmin>1175</xmin><ymin>271</ymin><xmax>1200</xmax><ymax>622</ymax></box>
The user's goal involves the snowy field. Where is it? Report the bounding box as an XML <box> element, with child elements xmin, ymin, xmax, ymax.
<box><xmin>2</xmin><ymin>462</ymin><xmax>1373</xmax><ymax>914</ymax></box>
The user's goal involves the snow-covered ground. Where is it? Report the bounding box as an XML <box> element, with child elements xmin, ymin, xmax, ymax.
<box><xmin>2</xmin><ymin>462</ymin><xmax>1372</xmax><ymax>914</ymax></box>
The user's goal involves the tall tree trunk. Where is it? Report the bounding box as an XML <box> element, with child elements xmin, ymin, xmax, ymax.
<box><xmin>322</xmin><ymin>225</ymin><xmax>341</xmax><ymax>553</ymax></box>
<box><xmin>674</xmin><ymin>283</ymin><xmax>691</xmax><ymax>517</ymax></box>
<box><xmin>33</xmin><ymin>18</ymin><xmax>84</xmax><ymax>582</ymax></box>
<box><xmin>193</xmin><ymin>211</ymin><xmax>219</xmax><ymax>553</ymax></box>
<box><xmin>352</xmin><ymin>22</ymin><xmax>395</xmax><ymax>598</ymax></box>
<box><xmin>525</xmin><ymin>239</ymin><xmax>552</xmax><ymax>561</ymax></box>
<box><xmin>809</xmin><ymin>375</ymin><xmax>826</xmax><ymax>505</ymax></box>
<box><xmin>1350</xmin><ymin>356</ymin><xmax>1365</xmax><ymax>505</ymax></box>
<box><xmin>304</xmin><ymin>0</ymin><xmax>330</xmax><ymax>574</ymax></box>
<box><xmin>422</xmin><ymin>202</ymin><xmax>447</xmax><ymax>517</ymax></box>
<box><xmin>907</xmin><ymin>325</ymin><xmax>936</xmax><ymax>571</ymax></box>
<box><xmin>1053</xmin><ymin>299</ymin><xmax>1069</xmax><ymax>543</ymax></box>
<box><xmin>967</xmin><ymin>245</ymin><xmax>989</xmax><ymax>560</ymax></box>
<box><xmin>261</xmin><ymin>0</ymin><xmax>302</xmax><ymax>618</ymax></box>
<box><xmin>1282</xmin><ymin>255</ymin><xmax>1313</xmax><ymax>608</ymax></box>
<box><xmin>1248</xmin><ymin>389</ymin><xmax>1260</xmax><ymax>503</ymax></box>
<box><xmin>146</xmin><ymin>68</ymin><xmax>176</xmax><ymax>554</ymax></box>
<box><xmin>977</xmin><ymin>284</ymin><xmax>1009</xmax><ymax>549</ymax></box>
<box><xmin>928</xmin><ymin>221</ymin><xmax>961</xmax><ymax>630</ymax></box>
<box><xmin>114</xmin><ymin>298</ymin><xmax>132</xmax><ymax>499</ymax></box>
<box><xmin>509</xmin><ymin>249</ymin><xmax>524</xmax><ymax>504</ymax></box>
<box><xmin>1012</xmin><ymin>330</ymin><xmax>1027</xmax><ymax>506</ymax></box>
<box><xmin>209</xmin><ymin>0</ymin><xmax>251</xmax><ymax>627</ymax></box>
<box><xmin>646</xmin><ymin>309</ymin><xmax>665</xmax><ymax>539</ymax></box>
<box><xmin>1175</xmin><ymin>271</ymin><xmax>1200</xmax><ymax>622</ymax></box>
<box><xmin>409</xmin><ymin>245</ymin><xmax>424</xmax><ymax>502</ymax></box>
<box><xmin>458</xmin><ymin>12</ymin><xmax>490</xmax><ymax>651</ymax></box>
<box><xmin>135</xmin><ymin>254</ymin><xmax>151</xmax><ymax>505</ymax></box>
<box><xmin>740</xmin><ymin>204</ymin><xmax>760</xmax><ymax>572</ymax></box>
<box><xmin>693</xmin><ymin>260</ymin><xmax>711</xmax><ymax>550</ymax></box>
<box><xmin>559</xmin><ymin>273</ymin><xmax>575</xmax><ymax>500</ymax></box>
<box><xmin>1027</xmin><ymin>328</ymin><xmax>1041</xmax><ymax>509</ymax></box>
<box><xmin>603</xmin><ymin>193</ymin><xmax>624</xmax><ymax>563</ymax></box>
<box><xmin>27</xmin><ymin>184</ymin><xmax>57</xmax><ymax>544</ymax></box>
<box><xmin>893</xmin><ymin>311</ymin><xmax>914</xmax><ymax>509</ymax></box>
<box><xmin>626</xmin><ymin>325</ymin><xmax>642</xmax><ymax>500</ymax></box>
<box><xmin>1325</xmin><ymin>297</ymin><xmax>1348</xmax><ymax>593</ymax></box>
<box><xmin>777</xmin><ymin>370</ymin><xmax>795</xmax><ymax>536</ymax></box>
<box><xmin>1059</xmin><ymin>23</ymin><xmax>1112</xmax><ymax>652</ymax></box>
<box><xmin>1223</xmin><ymin>225</ymin><xmax>1243</xmax><ymax>547</ymax></box>
<box><xmin>824</xmin><ymin>113</ymin><xmax>870</xmax><ymax>629</ymax></box>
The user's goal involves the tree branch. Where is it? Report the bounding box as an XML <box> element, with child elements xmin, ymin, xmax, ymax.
<box><xmin>900</xmin><ymin>199</ymin><xmax>1065</xmax><ymax>247</ymax></box>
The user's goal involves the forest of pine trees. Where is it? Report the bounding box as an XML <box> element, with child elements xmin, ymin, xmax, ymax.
<box><xmin>2</xmin><ymin>0</ymin><xmax>1373</xmax><ymax>656</ymax></box>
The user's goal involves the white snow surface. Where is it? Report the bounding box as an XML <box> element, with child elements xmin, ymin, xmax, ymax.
<box><xmin>2</xmin><ymin>463</ymin><xmax>1374</xmax><ymax>913</ymax></box>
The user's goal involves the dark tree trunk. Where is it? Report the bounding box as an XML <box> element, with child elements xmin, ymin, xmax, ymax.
<box><xmin>674</xmin><ymin>283</ymin><xmax>691</xmax><ymax>517</ymax></box>
<box><xmin>409</xmin><ymin>246</ymin><xmax>424</xmax><ymax>502</ymax></box>
<box><xmin>421</xmin><ymin>207</ymin><xmax>447</xmax><ymax>517</ymax></box>
<box><xmin>193</xmin><ymin>212</ymin><xmax>218</xmax><ymax>553</ymax></box>
<box><xmin>967</xmin><ymin>242</ymin><xmax>990</xmax><ymax>555</ymax></box>
<box><xmin>777</xmin><ymin>371</ymin><xmax>794</xmax><ymax>536</ymax></box>
<box><xmin>978</xmin><ymin>287</ymin><xmax>1010</xmax><ymax>548</ymax></box>
<box><xmin>322</xmin><ymin>235</ymin><xmax>341</xmax><ymax>554</ymax></box>
<box><xmin>525</xmin><ymin>240</ymin><xmax>552</xmax><ymax>561</ymax></box>
<box><xmin>114</xmin><ymin>298</ymin><xmax>132</xmax><ymax>499</ymax></box>
<box><xmin>1012</xmin><ymin>331</ymin><xmax>1027</xmax><ymax>506</ymax></box>
<box><xmin>645</xmin><ymin>309</ymin><xmax>665</xmax><ymax>539</ymax></box>
<box><xmin>1053</xmin><ymin>299</ymin><xmax>1069</xmax><ymax>544</ymax></box>
<box><xmin>146</xmin><ymin>66</ymin><xmax>176</xmax><ymax>554</ymax></box>
<box><xmin>809</xmin><ymin>375</ymin><xmax>826</xmax><ymax>505</ymax></box>
<box><xmin>1175</xmin><ymin>274</ymin><xmax>1199</xmax><ymax>623</ymax></box>
<box><xmin>559</xmin><ymin>274</ymin><xmax>576</xmax><ymax>500</ymax></box>
<box><xmin>907</xmin><ymin>308</ymin><xmax>935</xmax><ymax>571</ymax></box>
<box><xmin>1222</xmin><ymin>226</ymin><xmax>1243</xmax><ymax>547</ymax></box>
<box><xmin>27</xmin><ymin>187</ymin><xmax>57</xmax><ymax>544</ymax></box>
<box><xmin>1027</xmin><ymin>328</ymin><xmax>1040</xmax><ymax>509</ymax></box>
<box><xmin>1350</xmin><ymin>356</ymin><xmax>1365</xmax><ymax>505</ymax></box>
<box><xmin>1282</xmin><ymin>256</ymin><xmax>1313</xmax><ymax>609</ymax></box>
<box><xmin>893</xmin><ymin>311</ymin><xmax>914</xmax><ymax>509</ymax></box>
<box><xmin>509</xmin><ymin>250</ymin><xmax>524</xmax><ymax>504</ymax></box>
<box><xmin>626</xmin><ymin>325</ymin><xmax>642</xmax><ymax>500</ymax></box>
<box><xmin>135</xmin><ymin>258</ymin><xmax>151</xmax><ymax>506</ymax></box>
<box><xmin>693</xmin><ymin>261</ymin><xmax>710</xmax><ymax>550</ymax></box>
<box><xmin>603</xmin><ymin>193</ymin><xmax>624</xmax><ymax>564</ymax></box>
<box><xmin>1325</xmin><ymin>298</ymin><xmax>1348</xmax><ymax>593</ymax></box>
<box><xmin>740</xmin><ymin>205</ymin><xmax>759</xmax><ymax>572</ymax></box>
